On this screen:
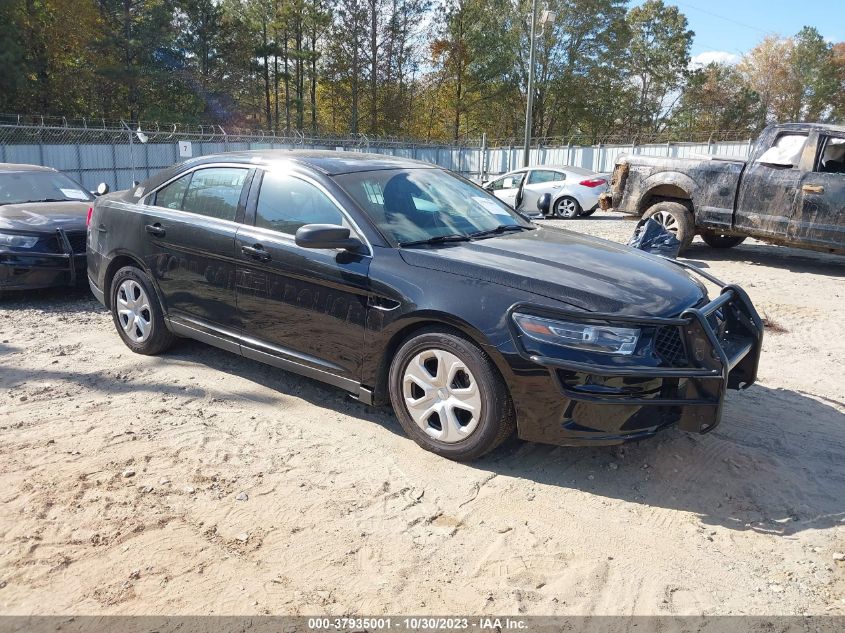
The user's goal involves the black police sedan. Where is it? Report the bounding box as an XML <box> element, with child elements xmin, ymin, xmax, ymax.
<box><xmin>0</xmin><ymin>163</ymin><xmax>103</xmax><ymax>293</ymax></box>
<box><xmin>87</xmin><ymin>151</ymin><xmax>763</xmax><ymax>461</ymax></box>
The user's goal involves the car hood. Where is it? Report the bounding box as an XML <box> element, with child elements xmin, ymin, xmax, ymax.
<box><xmin>398</xmin><ymin>226</ymin><xmax>707</xmax><ymax>316</ymax></box>
<box><xmin>0</xmin><ymin>201</ymin><xmax>90</xmax><ymax>232</ymax></box>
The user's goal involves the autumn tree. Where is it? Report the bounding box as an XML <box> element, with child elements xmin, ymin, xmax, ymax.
<box><xmin>624</xmin><ymin>0</ymin><xmax>693</xmax><ymax>135</ymax></box>
<box><xmin>669</xmin><ymin>62</ymin><xmax>763</xmax><ymax>137</ymax></box>
<box><xmin>430</xmin><ymin>0</ymin><xmax>516</xmax><ymax>141</ymax></box>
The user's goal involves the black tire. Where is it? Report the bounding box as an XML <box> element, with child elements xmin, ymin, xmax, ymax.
<box><xmin>109</xmin><ymin>266</ymin><xmax>175</xmax><ymax>355</ymax></box>
<box><xmin>701</xmin><ymin>231</ymin><xmax>746</xmax><ymax>249</ymax></box>
<box><xmin>388</xmin><ymin>328</ymin><xmax>516</xmax><ymax>461</ymax></box>
<box><xmin>580</xmin><ymin>207</ymin><xmax>597</xmax><ymax>217</ymax></box>
<box><xmin>553</xmin><ymin>196</ymin><xmax>581</xmax><ymax>219</ymax></box>
<box><xmin>643</xmin><ymin>201</ymin><xmax>695</xmax><ymax>252</ymax></box>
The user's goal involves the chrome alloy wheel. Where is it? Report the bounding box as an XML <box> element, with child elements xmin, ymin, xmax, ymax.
<box><xmin>649</xmin><ymin>209</ymin><xmax>680</xmax><ymax>237</ymax></box>
<box><xmin>402</xmin><ymin>349</ymin><xmax>483</xmax><ymax>443</ymax></box>
<box><xmin>116</xmin><ymin>279</ymin><xmax>152</xmax><ymax>343</ymax></box>
<box><xmin>555</xmin><ymin>197</ymin><xmax>579</xmax><ymax>218</ymax></box>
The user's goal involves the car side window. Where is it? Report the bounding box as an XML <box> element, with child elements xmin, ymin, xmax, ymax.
<box><xmin>255</xmin><ymin>171</ymin><xmax>345</xmax><ymax>235</ymax></box>
<box><xmin>757</xmin><ymin>134</ymin><xmax>808</xmax><ymax>168</ymax></box>
<box><xmin>488</xmin><ymin>177</ymin><xmax>506</xmax><ymax>191</ymax></box>
<box><xmin>816</xmin><ymin>136</ymin><xmax>845</xmax><ymax>174</ymax></box>
<box><xmin>155</xmin><ymin>173</ymin><xmax>192</xmax><ymax>210</ymax></box>
<box><xmin>527</xmin><ymin>170</ymin><xmax>562</xmax><ymax>185</ymax></box>
<box><xmin>180</xmin><ymin>168</ymin><xmax>248</xmax><ymax>221</ymax></box>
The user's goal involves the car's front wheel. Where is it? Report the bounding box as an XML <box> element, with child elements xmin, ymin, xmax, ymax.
<box><xmin>553</xmin><ymin>196</ymin><xmax>581</xmax><ymax>219</ymax></box>
<box><xmin>388</xmin><ymin>329</ymin><xmax>515</xmax><ymax>461</ymax></box>
<box><xmin>110</xmin><ymin>266</ymin><xmax>175</xmax><ymax>355</ymax></box>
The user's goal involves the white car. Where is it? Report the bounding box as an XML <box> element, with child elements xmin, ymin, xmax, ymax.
<box><xmin>483</xmin><ymin>166</ymin><xmax>609</xmax><ymax>218</ymax></box>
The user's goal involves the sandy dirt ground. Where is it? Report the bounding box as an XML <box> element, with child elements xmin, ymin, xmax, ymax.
<box><xmin>1</xmin><ymin>212</ymin><xmax>844</xmax><ymax>616</ymax></box>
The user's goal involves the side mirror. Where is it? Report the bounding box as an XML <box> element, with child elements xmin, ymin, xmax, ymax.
<box><xmin>537</xmin><ymin>193</ymin><xmax>552</xmax><ymax>215</ymax></box>
<box><xmin>95</xmin><ymin>183</ymin><xmax>110</xmax><ymax>196</ymax></box>
<box><xmin>295</xmin><ymin>224</ymin><xmax>363</xmax><ymax>252</ymax></box>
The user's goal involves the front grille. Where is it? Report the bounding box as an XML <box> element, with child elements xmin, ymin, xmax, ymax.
<box><xmin>654</xmin><ymin>326</ymin><xmax>688</xmax><ymax>367</ymax></box>
<box><xmin>65</xmin><ymin>231</ymin><xmax>87</xmax><ymax>254</ymax></box>
<box><xmin>37</xmin><ymin>235</ymin><xmax>63</xmax><ymax>253</ymax></box>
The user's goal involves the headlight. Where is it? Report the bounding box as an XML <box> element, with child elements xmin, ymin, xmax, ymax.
<box><xmin>513</xmin><ymin>313</ymin><xmax>640</xmax><ymax>356</ymax></box>
<box><xmin>0</xmin><ymin>233</ymin><xmax>39</xmax><ymax>249</ymax></box>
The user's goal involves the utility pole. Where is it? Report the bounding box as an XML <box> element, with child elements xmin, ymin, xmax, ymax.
<box><xmin>522</xmin><ymin>7</ymin><xmax>555</xmax><ymax>167</ymax></box>
<box><xmin>521</xmin><ymin>0</ymin><xmax>538</xmax><ymax>168</ymax></box>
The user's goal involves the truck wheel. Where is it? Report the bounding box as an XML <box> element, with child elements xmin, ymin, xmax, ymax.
<box><xmin>701</xmin><ymin>231</ymin><xmax>746</xmax><ymax>249</ymax></box>
<box><xmin>388</xmin><ymin>328</ymin><xmax>516</xmax><ymax>461</ymax></box>
<box><xmin>643</xmin><ymin>202</ymin><xmax>694</xmax><ymax>251</ymax></box>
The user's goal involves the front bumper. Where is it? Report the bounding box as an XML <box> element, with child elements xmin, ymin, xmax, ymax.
<box><xmin>503</xmin><ymin>261</ymin><xmax>763</xmax><ymax>446</ymax></box>
<box><xmin>0</xmin><ymin>228</ymin><xmax>87</xmax><ymax>291</ymax></box>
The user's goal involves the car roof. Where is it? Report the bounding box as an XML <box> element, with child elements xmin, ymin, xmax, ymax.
<box><xmin>773</xmin><ymin>122</ymin><xmax>845</xmax><ymax>134</ymax></box>
<box><xmin>184</xmin><ymin>150</ymin><xmax>433</xmax><ymax>176</ymax></box>
<box><xmin>137</xmin><ymin>149</ymin><xmax>438</xmax><ymax>193</ymax></box>
<box><xmin>0</xmin><ymin>162</ymin><xmax>57</xmax><ymax>173</ymax></box>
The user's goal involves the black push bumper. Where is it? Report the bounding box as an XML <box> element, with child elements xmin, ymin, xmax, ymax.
<box><xmin>0</xmin><ymin>228</ymin><xmax>86</xmax><ymax>291</ymax></box>
<box><xmin>510</xmin><ymin>260</ymin><xmax>763</xmax><ymax>443</ymax></box>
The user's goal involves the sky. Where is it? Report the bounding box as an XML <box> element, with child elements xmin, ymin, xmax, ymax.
<box><xmin>632</xmin><ymin>0</ymin><xmax>845</xmax><ymax>66</ymax></box>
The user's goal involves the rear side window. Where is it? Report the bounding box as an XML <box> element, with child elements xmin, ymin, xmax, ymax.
<box><xmin>255</xmin><ymin>172</ymin><xmax>345</xmax><ymax>235</ymax></box>
<box><xmin>527</xmin><ymin>170</ymin><xmax>563</xmax><ymax>184</ymax></box>
<box><xmin>181</xmin><ymin>168</ymin><xmax>248</xmax><ymax>221</ymax></box>
<box><xmin>816</xmin><ymin>136</ymin><xmax>845</xmax><ymax>174</ymax></box>
<box><xmin>155</xmin><ymin>173</ymin><xmax>191</xmax><ymax>209</ymax></box>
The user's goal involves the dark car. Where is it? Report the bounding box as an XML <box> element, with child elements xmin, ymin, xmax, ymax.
<box><xmin>0</xmin><ymin>163</ymin><xmax>100</xmax><ymax>293</ymax></box>
<box><xmin>601</xmin><ymin>123</ymin><xmax>845</xmax><ymax>254</ymax></box>
<box><xmin>87</xmin><ymin>151</ymin><xmax>763</xmax><ymax>461</ymax></box>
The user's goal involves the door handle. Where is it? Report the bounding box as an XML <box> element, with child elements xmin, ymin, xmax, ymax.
<box><xmin>802</xmin><ymin>184</ymin><xmax>824</xmax><ymax>194</ymax></box>
<box><xmin>145</xmin><ymin>223</ymin><xmax>166</xmax><ymax>237</ymax></box>
<box><xmin>241</xmin><ymin>244</ymin><xmax>271</xmax><ymax>261</ymax></box>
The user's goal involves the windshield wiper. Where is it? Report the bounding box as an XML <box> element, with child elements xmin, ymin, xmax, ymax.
<box><xmin>469</xmin><ymin>224</ymin><xmax>532</xmax><ymax>239</ymax></box>
<box><xmin>399</xmin><ymin>234</ymin><xmax>472</xmax><ymax>247</ymax></box>
<box><xmin>0</xmin><ymin>198</ymin><xmax>69</xmax><ymax>206</ymax></box>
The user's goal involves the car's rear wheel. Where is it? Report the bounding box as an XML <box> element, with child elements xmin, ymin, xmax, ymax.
<box><xmin>388</xmin><ymin>329</ymin><xmax>515</xmax><ymax>461</ymax></box>
<box><xmin>110</xmin><ymin>266</ymin><xmax>175</xmax><ymax>355</ymax></box>
<box><xmin>643</xmin><ymin>201</ymin><xmax>694</xmax><ymax>251</ymax></box>
<box><xmin>553</xmin><ymin>196</ymin><xmax>581</xmax><ymax>219</ymax></box>
<box><xmin>701</xmin><ymin>231</ymin><xmax>746</xmax><ymax>249</ymax></box>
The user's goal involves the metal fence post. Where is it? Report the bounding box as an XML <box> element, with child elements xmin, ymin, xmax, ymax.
<box><xmin>37</xmin><ymin>125</ymin><xmax>45</xmax><ymax>166</ymax></box>
<box><xmin>480</xmin><ymin>132</ymin><xmax>488</xmax><ymax>182</ymax></box>
<box><xmin>121</xmin><ymin>120</ymin><xmax>136</xmax><ymax>187</ymax></box>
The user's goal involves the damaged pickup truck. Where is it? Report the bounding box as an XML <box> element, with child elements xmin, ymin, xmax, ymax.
<box><xmin>600</xmin><ymin>123</ymin><xmax>845</xmax><ymax>254</ymax></box>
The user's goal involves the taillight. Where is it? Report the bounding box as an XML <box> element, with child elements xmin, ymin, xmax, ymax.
<box><xmin>579</xmin><ymin>178</ymin><xmax>607</xmax><ymax>188</ymax></box>
<box><xmin>86</xmin><ymin>207</ymin><xmax>93</xmax><ymax>226</ymax></box>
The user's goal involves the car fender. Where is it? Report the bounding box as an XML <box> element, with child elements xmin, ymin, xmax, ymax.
<box><xmin>638</xmin><ymin>171</ymin><xmax>699</xmax><ymax>212</ymax></box>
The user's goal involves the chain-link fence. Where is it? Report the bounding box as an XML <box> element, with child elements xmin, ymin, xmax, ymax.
<box><xmin>0</xmin><ymin>114</ymin><xmax>755</xmax><ymax>190</ymax></box>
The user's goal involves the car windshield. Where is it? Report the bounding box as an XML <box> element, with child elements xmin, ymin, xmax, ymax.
<box><xmin>334</xmin><ymin>168</ymin><xmax>532</xmax><ymax>245</ymax></box>
<box><xmin>0</xmin><ymin>170</ymin><xmax>93</xmax><ymax>206</ymax></box>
